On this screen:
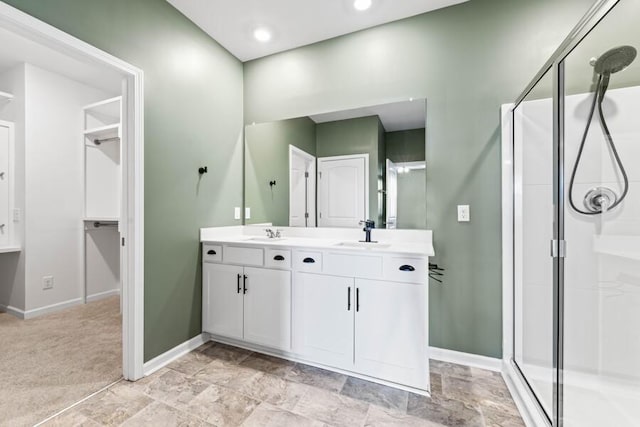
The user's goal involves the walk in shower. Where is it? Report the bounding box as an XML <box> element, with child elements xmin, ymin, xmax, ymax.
<box><xmin>504</xmin><ymin>0</ymin><xmax>640</xmax><ymax>425</ymax></box>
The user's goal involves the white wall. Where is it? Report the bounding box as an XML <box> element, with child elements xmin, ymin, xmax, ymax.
<box><xmin>22</xmin><ymin>64</ymin><xmax>114</xmax><ymax>312</ymax></box>
<box><xmin>0</xmin><ymin>64</ymin><xmax>26</xmax><ymax>311</ymax></box>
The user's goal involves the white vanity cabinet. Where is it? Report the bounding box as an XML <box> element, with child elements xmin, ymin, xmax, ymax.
<box><xmin>201</xmin><ymin>237</ymin><xmax>430</xmax><ymax>394</ymax></box>
<box><xmin>203</xmin><ymin>255</ymin><xmax>292</xmax><ymax>351</ymax></box>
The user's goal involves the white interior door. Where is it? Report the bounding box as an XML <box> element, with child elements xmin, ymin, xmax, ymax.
<box><xmin>289</xmin><ymin>145</ymin><xmax>316</xmax><ymax>227</ymax></box>
<box><xmin>385</xmin><ymin>159</ymin><xmax>397</xmax><ymax>229</ymax></box>
<box><xmin>318</xmin><ymin>154</ymin><xmax>367</xmax><ymax>228</ymax></box>
<box><xmin>0</xmin><ymin>124</ymin><xmax>9</xmax><ymax>247</ymax></box>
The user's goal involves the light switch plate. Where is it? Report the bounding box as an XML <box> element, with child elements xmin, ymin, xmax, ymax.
<box><xmin>245</xmin><ymin>207</ymin><xmax>251</xmax><ymax>219</ymax></box>
<box><xmin>457</xmin><ymin>205</ymin><xmax>470</xmax><ymax>222</ymax></box>
<box><xmin>42</xmin><ymin>276</ymin><xmax>54</xmax><ymax>290</ymax></box>
<box><xmin>234</xmin><ymin>207</ymin><xmax>241</xmax><ymax>220</ymax></box>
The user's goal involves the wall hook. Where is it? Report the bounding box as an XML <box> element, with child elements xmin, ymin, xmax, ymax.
<box><xmin>269</xmin><ymin>180</ymin><xmax>276</xmax><ymax>187</ymax></box>
<box><xmin>199</xmin><ymin>166</ymin><xmax>208</xmax><ymax>175</ymax></box>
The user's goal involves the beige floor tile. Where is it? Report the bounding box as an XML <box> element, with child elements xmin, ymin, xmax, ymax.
<box><xmin>235</xmin><ymin>372</ymin><xmax>310</xmax><ymax>410</ymax></box>
<box><xmin>187</xmin><ymin>384</ymin><xmax>260</xmax><ymax>426</ymax></box>
<box><xmin>76</xmin><ymin>385</ymin><xmax>153</xmax><ymax>426</ymax></box>
<box><xmin>142</xmin><ymin>369</ymin><xmax>210</xmax><ymax>411</ymax></box>
<box><xmin>284</xmin><ymin>363</ymin><xmax>347</xmax><ymax>392</ymax></box>
<box><xmin>481</xmin><ymin>405</ymin><xmax>526</xmax><ymax>427</ymax></box>
<box><xmin>364</xmin><ymin>405</ymin><xmax>447</xmax><ymax>427</ymax></box>
<box><xmin>200</xmin><ymin>343</ymin><xmax>252</xmax><ymax>364</ymax></box>
<box><xmin>239</xmin><ymin>352</ymin><xmax>295</xmax><ymax>377</ymax></box>
<box><xmin>406</xmin><ymin>393</ymin><xmax>484</xmax><ymax>427</ymax></box>
<box><xmin>122</xmin><ymin>401</ymin><xmax>212</xmax><ymax>427</ymax></box>
<box><xmin>241</xmin><ymin>402</ymin><xmax>328</xmax><ymax>427</ymax></box>
<box><xmin>169</xmin><ymin>350</ymin><xmax>218</xmax><ymax>376</ymax></box>
<box><xmin>292</xmin><ymin>384</ymin><xmax>369</xmax><ymax>427</ymax></box>
<box><xmin>193</xmin><ymin>359</ymin><xmax>260</xmax><ymax>389</ymax></box>
<box><xmin>40</xmin><ymin>409</ymin><xmax>102</xmax><ymax>427</ymax></box>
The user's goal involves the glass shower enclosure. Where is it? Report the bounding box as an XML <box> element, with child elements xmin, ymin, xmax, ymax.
<box><xmin>506</xmin><ymin>0</ymin><xmax>640</xmax><ymax>425</ymax></box>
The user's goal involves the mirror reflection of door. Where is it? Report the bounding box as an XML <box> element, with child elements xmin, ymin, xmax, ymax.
<box><xmin>385</xmin><ymin>159</ymin><xmax>398</xmax><ymax>229</ymax></box>
<box><xmin>318</xmin><ymin>154</ymin><xmax>368</xmax><ymax>228</ymax></box>
<box><xmin>289</xmin><ymin>145</ymin><xmax>316</xmax><ymax>227</ymax></box>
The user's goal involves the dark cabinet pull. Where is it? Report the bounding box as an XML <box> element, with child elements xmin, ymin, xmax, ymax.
<box><xmin>274</xmin><ymin>255</ymin><xmax>285</xmax><ymax>261</ymax></box>
<box><xmin>347</xmin><ymin>287</ymin><xmax>351</xmax><ymax>311</ymax></box>
<box><xmin>236</xmin><ymin>274</ymin><xmax>241</xmax><ymax>294</ymax></box>
<box><xmin>356</xmin><ymin>288</ymin><xmax>360</xmax><ymax>312</ymax></box>
<box><xmin>399</xmin><ymin>265</ymin><xmax>415</xmax><ymax>272</ymax></box>
<box><xmin>243</xmin><ymin>275</ymin><xmax>248</xmax><ymax>294</ymax></box>
<box><xmin>303</xmin><ymin>257</ymin><xmax>315</xmax><ymax>263</ymax></box>
<box><xmin>207</xmin><ymin>249</ymin><xmax>217</xmax><ymax>255</ymax></box>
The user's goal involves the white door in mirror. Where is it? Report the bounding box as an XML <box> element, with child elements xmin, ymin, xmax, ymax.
<box><xmin>457</xmin><ymin>205</ymin><xmax>470</xmax><ymax>222</ymax></box>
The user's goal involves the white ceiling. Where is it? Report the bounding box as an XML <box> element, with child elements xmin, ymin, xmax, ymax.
<box><xmin>310</xmin><ymin>99</ymin><xmax>425</xmax><ymax>132</ymax></box>
<box><xmin>167</xmin><ymin>0</ymin><xmax>468</xmax><ymax>62</ymax></box>
<box><xmin>0</xmin><ymin>27</ymin><xmax>122</xmax><ymax>94</ymax></box>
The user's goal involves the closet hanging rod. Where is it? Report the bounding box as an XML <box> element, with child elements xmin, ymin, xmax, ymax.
<box><xmin>93</xmin><ymin>221</ymin><xmax>118</xmax><ymax>228</ymax></box>
<box><xmin>93</xmin><ymin>136</ymin><xmax>120</xmax><ymax>145</ymax></box>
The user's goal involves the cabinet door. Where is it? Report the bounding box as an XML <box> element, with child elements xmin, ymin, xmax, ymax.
<box><xmin>203</xmin><ymin>263</ymin><xmax>244</xmax><ymax>340</ymax></box>
<box><xmin>293</xmin><ymin>272</ymin><xmax>354</xmax><ymax>370</ymax></box>
<box><xmin>354</xmin><ymin>279</ymin><xmax>428</xmax><ymax>390</ymax></box>
<box><xmin>243</xmin><ymin>267</ymin><xmax>291</xmax><ymax>351</ymax></box>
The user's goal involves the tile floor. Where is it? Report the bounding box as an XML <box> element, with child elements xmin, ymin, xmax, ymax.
<box><xmin>43</xmin><ymin>342</ymin><xmax>524</xmax><ymax>427</ymax></box>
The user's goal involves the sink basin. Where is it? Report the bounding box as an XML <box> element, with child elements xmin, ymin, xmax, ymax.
<box><xmin>334</xmin><ymin>241</ymin><xmax>391</xmax><ymax>249</ymax></box>
<box><xmin>246</xmin><ymin>237</ymin><xmax>287</xmax><ymax>242</ymax></box>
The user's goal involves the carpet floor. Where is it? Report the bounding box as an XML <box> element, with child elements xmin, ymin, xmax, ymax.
<box><xmin>0</xmin><ymin>297</ymin><xmax>122</xmax><ymax>427</ymax></box>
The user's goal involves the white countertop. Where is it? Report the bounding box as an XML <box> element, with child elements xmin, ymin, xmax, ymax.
<box><xmin>200</xmin><ymin>226</ymin><xmax>434</xmax><ymax>256</ymax></box>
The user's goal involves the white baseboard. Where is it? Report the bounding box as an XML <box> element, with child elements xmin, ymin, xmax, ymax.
<box><xmin>86</xmin><ymin>289</ymin><xmax>121</xmax><ymax>303</ymax></box>
<box><xmin>143</xmin><ymin>333</ymin><xmax>208</xmax><ymax>377</ymax></box>
<box><xmin>429</xmin><ymin>346</ymin><xmax>502</xmax><ymax>372</ymax></box>
<box><xmin>0</xmin><ymin>303</ymin><xmax>26</xmax><ymax>319</ymax></box>
<box><xmin>502</xmin><ymin>360</ymin><xmax>549</xmax><ymax>427</ymax></box>
<box><xmin>23</xmin><ymin>297</ymin><xmax>84</xmax><ymax>319</ymax></box>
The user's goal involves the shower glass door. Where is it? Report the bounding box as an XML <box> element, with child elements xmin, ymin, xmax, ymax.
<box><xmin>561</xmin><ymin>0</ymin><xmax>640</xmax><ymax>425</ymax></box>
<box><xmin>512</xmin><ymin>69</ymin><xmax>555</xmax><ymax>422</ymax></box>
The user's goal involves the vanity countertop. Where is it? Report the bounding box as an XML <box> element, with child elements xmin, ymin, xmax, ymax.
<box><xmin>200</xmin><ymin>226</ymin><xmax>434</xmax><ymax>256</ymax></box>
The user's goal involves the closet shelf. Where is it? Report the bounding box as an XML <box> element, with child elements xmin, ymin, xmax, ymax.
<box><xmin>0</xmin><ymin>91</ymin><xmax>14</xmax><ymax>103</ymax></box>
<box><xmin>84</xmin><ymin>124</ymin><xmax>120</xmax><ymax>144</ymax></box>
<box><xmin>0</xmin><ymin>246</ymin><xmax>21</xmax><ymax>254</ymax></box>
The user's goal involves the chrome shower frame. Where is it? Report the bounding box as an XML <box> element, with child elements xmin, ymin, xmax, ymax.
<box><xmin>507</xmin><ymin>1</ymin><xmax>623</xmax><ymax>425</ymax></box>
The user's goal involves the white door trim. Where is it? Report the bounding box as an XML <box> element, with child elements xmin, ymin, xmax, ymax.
<box><xmin>317</xmin><ymin>153</ymin><xmax>369</xmax><ymax>226</ymax></box>
<box><xmin>0</xmin><ymin>3</ymin><xmax>145</xmax><ymax>380</ymax></box>
<box><xmin>289</xmin><ymin>145</ymin><xmax>316</xmax><ymax>227</ymax></box>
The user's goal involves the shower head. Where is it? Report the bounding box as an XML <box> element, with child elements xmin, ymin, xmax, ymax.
<box><xmin>593</xmin><ymin>45</ymin><xmax>637</xmax><ymax>75</ymax></box>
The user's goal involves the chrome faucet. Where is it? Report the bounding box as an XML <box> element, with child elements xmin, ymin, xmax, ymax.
<box><xmin>359</xmin><ymin>220</ymin><xmax>376</xmax><ymax>243</ymax></box>
<box><xmin>264</xmin><ymin>228</ymin><xmax>282</xmax><ymax>239</ymax></box>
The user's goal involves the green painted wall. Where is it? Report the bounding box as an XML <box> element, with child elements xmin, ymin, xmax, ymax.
<box><xmin>243</xmin><ymin>0</ymin><xmax>593</xmax><ymax>358</ymax></box>
<box><xmin>316</xmin><ymin>116</ymin><xmax>383</xmax><ymax>223</ymax></box>
<box><xmin>386</xmin><ymin>129</ymin><xmax>426</xmax><ymax>163</ymax></box>
<box><xmin>2</xmin><ymin>0</ymin><xmax>245</xmax><ymax>361</ymax></box>
<box><xmin>245</xmin><ymin>117</ymin><xmax>316</xmax><ymax>226</ymax></box>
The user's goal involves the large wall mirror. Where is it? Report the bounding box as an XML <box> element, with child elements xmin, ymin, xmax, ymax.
<box><xmin>244</xmin><ymin>99</ymin><xmax>426</xmax><ymax>229</ymax></box>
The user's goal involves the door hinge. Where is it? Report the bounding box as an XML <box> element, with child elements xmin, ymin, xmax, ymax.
<box><xmin>305</xmin><ymin>171</ymin><xmax>309</xmax><ymax>178</ymax></box>
<box><xmin>121</xmin><ymin>237</ymin><xmax>125</xmax><ymax>246</ymax></box>
<box><xmin>304</xmin><ymin>212</ymin><xmax>309</xmax><ymax>218</ymax></box>
<box><xmin>319</xmin><ymin>172</ymin><xmax>322</xmax><ymax>179</ymax></box>
<box><xmin>550</xmin><ymin>239</ymin><xmax>566</xmax><ymax>258</ymax></box>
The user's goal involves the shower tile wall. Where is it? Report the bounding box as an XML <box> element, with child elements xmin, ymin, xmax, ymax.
<box><xmin>515</xmin><ymin>85</ymin><xmax>640</xmax><ymax>425</ymax></box>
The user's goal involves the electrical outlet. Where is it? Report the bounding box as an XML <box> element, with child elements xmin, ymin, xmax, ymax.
<box><xmin>42</xmin><ymin>276</ymin><xmax>54</xmax><ymax>290</ymax></box>
<box><xmin>13</xmin><ymin>208</ymin><xmax>21</xmax><ymax>222</ymax></box>
<box><xmin>245</xmin><ymin>207</ymin><xmax>251</xmax><ymax>219</ymax></box>
<box><xmin>234</xmin><ymin>207</ymin><xmax>241</xmax><ymax>220</ymax></box>
<box><xmin>457</xmin><ymin>205</ymin><xmax>470</xmax><ymax>222</ymax></box>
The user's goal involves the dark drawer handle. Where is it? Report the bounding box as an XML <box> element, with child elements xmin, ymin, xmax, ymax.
<box><xmin>207</xmin><ymin>249</ymin><xmax>217</xmax><ymax>255</ymax></box>
<box><xmin>399</xmin><ymin>265</ymin><xmax>415</xmax><ymax>272</ymax></box>
<box><xmin>274</xmin><ymin>255</ymin><xmax>285</xmax><ymax>261</ymax></box>
<box><xmin>303</xmin><ymin>257</ymin><xmax>316</xmax><ymax>264</ymax></box>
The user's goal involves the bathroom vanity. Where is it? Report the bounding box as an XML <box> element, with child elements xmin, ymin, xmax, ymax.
<box><xmin>200</xmin><ymin>225</ymin><xmax>434</xmax><ymax>394</ymax></box>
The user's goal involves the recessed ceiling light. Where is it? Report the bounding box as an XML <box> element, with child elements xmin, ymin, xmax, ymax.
<box><xmin>253</xmin><ymin>27</ymin><xmax>272</xmax><ymax>43</ymax></box>
<box><xmin>353</xmin><ymin>0</ymin><xmax>372</xmax><ymax>11</ymax></box>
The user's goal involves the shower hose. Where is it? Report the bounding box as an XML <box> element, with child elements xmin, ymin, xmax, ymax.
<box><xmin>568</xmin><ymin>73</ymin><xmax>629</xmax><ymax>215</ymax></box>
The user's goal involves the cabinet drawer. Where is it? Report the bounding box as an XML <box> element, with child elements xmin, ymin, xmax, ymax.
<box><xmin>383</xmin><ymin>256</ymin><xmax>427</xmax><ymax>284</ymax></box>
<box><xmin>324</xmin><ymin>252</ymin><xmax>383</xmax><ymax>279</ymax></box>
<box><xmin>203</xmin><ymin>244</ymin><xmax>222</xmax><ymax>263</ymax></box>
<box><xmin>224</xmin><ymin>246</ymin><xmax>264</xmax><ymax>266</ymax></box>
<box><xmin>265</xmin><ymin>249</ymin><xmax>291</xmax><ymax>270</ymax></box>
<box><xmin>293</xmin><ymin>250</ymin><xmax>322</xmax><ymax>273</ymax></box>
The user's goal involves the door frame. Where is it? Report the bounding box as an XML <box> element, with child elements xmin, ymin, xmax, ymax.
<box><xmin>288</xmin><ymin>145</ymin><xmax>316</xmax><ymax>227</ymax></box>
<box><xmin>317</xmin><ymin>153</ymin><xmax>369</xmax><ymax>227</ymax></box>
<box><xmin>0</xmin><ymin>3</ymin><xmax>145</xmax><ymax>380</ymax></box>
